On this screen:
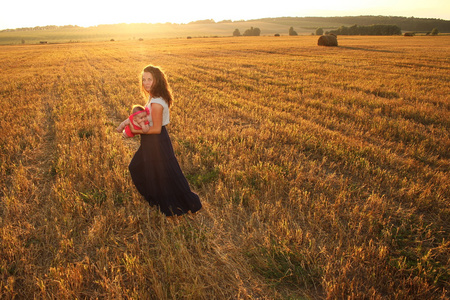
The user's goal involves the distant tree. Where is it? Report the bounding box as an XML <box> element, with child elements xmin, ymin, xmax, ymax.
<box><xmin>289</xmin><ymin>27</ymin><xmax>298</xmax><ymax>36</ymax></box>
<box><xmin>338</xmin><ymin>26</ymin><xmax>349</xmax><ymax>35</ymax></box>
<box><xmin>315</xmin><ymin>27</ymin><xmax>324</xmax><ymax>35</ymax></box>
<box><xmin>189</xmin><ymin>19</ymin><xmax>215</xmax><ymax>24</ymax></box>
<box><xmin>243</xmin><ymin>28</ymin><xmax>252</xmax><ymax>36</ymax></box>
<box><xmin>243</xmin><ymin>27</ymin><xmax>261</xmax><ymax>36</ymax></box>
<box><xmin>348</xmin><ymin>24</ymin><xmax>358</xmax><ymax>35</ymax></box>
<box><xmin>233</xmin><ymin>29</ymin><xmax>241</xmax><ymax>36</ymax></box>
<box><xmin>330</xmin><ymin>24</ymin><xmax>401</xmax><ymax>35</ymax></box>
<box><xmin>431</xmin><ymin>28</ymin><xmax>439</xmax><ymax>35</ymax></box>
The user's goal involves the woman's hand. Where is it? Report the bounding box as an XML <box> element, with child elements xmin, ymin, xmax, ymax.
<box><xmin>130</xmin><ymin>124</ymin><xmax>143</xmax><ymax>134</ymax></box>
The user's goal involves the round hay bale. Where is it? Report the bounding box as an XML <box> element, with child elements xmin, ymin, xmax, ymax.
<box><xmin>318</xmin><ymin>35</ymin><xmax>338</xmax><ymax>47</ymax></box>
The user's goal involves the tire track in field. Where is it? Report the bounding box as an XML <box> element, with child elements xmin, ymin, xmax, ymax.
<box><xmin>21</xmin><ymin>79</ymin><xmax>61</xmax><ymax>220</ymax></box>
<box><xmin>0</xmin><ymin>73</ymin><xmax>63</xmax><ymax>296</ymax></box>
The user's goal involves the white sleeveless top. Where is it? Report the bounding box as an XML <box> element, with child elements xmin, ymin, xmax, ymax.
<box><xmin>146</xmin><ymin>97</ymin><xmax>170</xmax><ymax>126</ymax></box>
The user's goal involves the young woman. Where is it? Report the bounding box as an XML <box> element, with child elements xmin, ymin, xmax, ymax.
<box><xmin>117</xmin><ymin>65</ymin><xmax>202</xmax><ymax>216</ymax></box>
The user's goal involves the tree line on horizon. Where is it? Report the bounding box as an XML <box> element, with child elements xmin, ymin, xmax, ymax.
<box><xmin>2</xmin><ymin>15</ymin><xmax>449</xmax><ymax>33</ymax></box>
<box><xmin>234</xmin><ymin>25</ymin><xmax>407</xmax><ymax>37</ymax></box>
<box><xmin>261</xmin><ymin>16</ymin><xmax>450</xmax><ymax>32</ymax></box>
<box><xmin>328</xmin><ymin>24</ymin><xmax>402</xmax><ymax>36</ymax></box>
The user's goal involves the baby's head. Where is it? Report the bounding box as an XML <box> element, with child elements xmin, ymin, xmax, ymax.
<box><xmin>131</xmin><ymin>105</ymin><xmax>148</xmax><ymax>123</ymax></box>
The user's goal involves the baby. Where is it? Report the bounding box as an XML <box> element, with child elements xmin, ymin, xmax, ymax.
<box><xmin>117</xmin><ymin>105</ymin><xmax>151</xmax><ymax>138</ymax></box>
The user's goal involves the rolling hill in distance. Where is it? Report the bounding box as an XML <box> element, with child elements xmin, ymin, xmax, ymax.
<box><xmin>1</xmin><ymin>15</ymin><xmax>449</xmax><ymax>44</ymax></box>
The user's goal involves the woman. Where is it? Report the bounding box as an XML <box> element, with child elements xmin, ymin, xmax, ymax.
<box><xmin>117</xmin><ymin>65</ymin><xmax>202</xmax><ymax>216</ymax></box>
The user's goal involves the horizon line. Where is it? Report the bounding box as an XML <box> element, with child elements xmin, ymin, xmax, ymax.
<box><xmin>1</xmin><ymin>14</ymin><xmax>449</xmax><ymax>31</ymax></box>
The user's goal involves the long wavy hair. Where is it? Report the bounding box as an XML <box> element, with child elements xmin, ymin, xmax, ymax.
<box><xmin>140</xmin><ymin>65</ymin><xmax>173</xmax><ymax>107</ymax></box>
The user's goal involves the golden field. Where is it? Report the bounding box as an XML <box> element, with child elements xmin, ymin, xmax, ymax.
<box><xmin>0</xmin><ymin>36</ymin><xmax>449</xmax><ymax>299</ymax></box>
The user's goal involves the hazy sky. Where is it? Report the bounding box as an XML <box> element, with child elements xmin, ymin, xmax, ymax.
<box><xmin>1</xmin><ymin>0</ymin><xmax>449</xmax><ymax>30</ymax></box>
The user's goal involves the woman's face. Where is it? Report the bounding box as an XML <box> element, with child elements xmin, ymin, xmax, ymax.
<box><xmin>142</xmin><ymin>72</ymin><xmax>154</xmax><ymax>92</ymax></box>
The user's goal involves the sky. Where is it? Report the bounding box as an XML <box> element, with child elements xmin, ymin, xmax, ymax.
<box><xmin>1</xmin><ymin>0</ymin><xmax>449</xmax><ymax>30</ymax></box>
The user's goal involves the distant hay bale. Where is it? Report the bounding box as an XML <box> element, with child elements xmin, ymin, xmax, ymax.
<box><xmin>404</xmin><ymin>32</ymin><xmax>414</xmax><ymax>37</ymax></box>
<box><xmin>318</xmin><ymin>35</ymin><xmax>338</xmax><ymax>47</ymax></box>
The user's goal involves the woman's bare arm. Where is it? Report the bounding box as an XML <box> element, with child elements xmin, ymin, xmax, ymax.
<box><xmin>139</xmin><ymin>122</ymin><xmax>151</xmax><ymax>133</ymax></box>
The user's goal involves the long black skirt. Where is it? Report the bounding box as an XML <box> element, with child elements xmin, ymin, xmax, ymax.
<box><xmin>129</xmin><ymin>126</ymin><xmax>202</xmax><ymax>216</ymax></box>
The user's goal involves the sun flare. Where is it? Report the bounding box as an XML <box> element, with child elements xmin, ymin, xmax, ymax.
<box><xmin>1</xmin><ymin>0</ymin><xmax>449</xmax><ymax>29</ymax></box>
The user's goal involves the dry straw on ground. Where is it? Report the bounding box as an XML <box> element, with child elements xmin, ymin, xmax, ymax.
<box><xmin>1</xmin><ymin>36</ymin><xmax>449</xmax><ymax>299</ymax></box>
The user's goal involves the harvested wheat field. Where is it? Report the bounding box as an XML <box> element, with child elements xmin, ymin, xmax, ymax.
<box><xmin>1</xmin><ymin>35</ymin><xmax>449</xmax><ymax>299</ymax></box>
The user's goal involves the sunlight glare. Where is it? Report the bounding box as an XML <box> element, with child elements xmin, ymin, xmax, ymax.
<box><xmin>1</xmin><ymin>0</ymin><xmax>449</xmax><ymax>30</ymax></box>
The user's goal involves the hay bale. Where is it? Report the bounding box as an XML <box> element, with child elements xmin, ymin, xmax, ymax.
<box><xmin>318</xmin><ymin>34</ymin><xmax>338</xmax><ymax>46</ymax></box>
